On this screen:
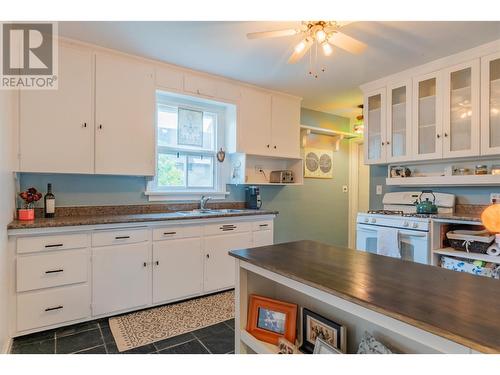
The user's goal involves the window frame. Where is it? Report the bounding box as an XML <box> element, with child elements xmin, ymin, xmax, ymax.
<box><xmin>146</xmin><ymin>91</ymin><xmax>229</xmax><ymax>201</ymax></box>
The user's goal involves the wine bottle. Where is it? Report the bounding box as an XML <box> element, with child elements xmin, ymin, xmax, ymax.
<box><xmin>44</xmin><ymin>183</ymin><xmax>56</xmax><ymax>218</ymax></box>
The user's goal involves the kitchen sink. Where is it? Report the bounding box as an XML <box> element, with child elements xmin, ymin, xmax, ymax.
<box><xmin>175</xmin><ymin>209</ymin><xmax>247</xmax><ymax>216</ymax></box>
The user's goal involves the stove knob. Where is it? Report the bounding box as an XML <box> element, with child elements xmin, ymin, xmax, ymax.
<box><xmin>403</xmin><ymin>221</ymin><xmax>409</xmax><ymax>227</ymax></box>
<box><xmin>364</xmin><ymin>218</ymin><xmax>369</xmax><ymax>223</ymax></box>
<box><xmin>370</xmin><ymin>218</ymin><xmax>376</xmax><ymax>224</ymax></box>
<box><xmin>412</xmin><ymin>222</ymin><xmax>418</xmax><ymax>228</ymax></box>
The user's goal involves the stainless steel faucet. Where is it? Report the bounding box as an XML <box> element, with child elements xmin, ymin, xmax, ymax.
<box><xmin>200</xmin><ymin>195</ymin><xmax>211</xmax><ymax>210</ymax></box>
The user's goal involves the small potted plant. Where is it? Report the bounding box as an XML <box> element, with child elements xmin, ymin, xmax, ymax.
<box><xmin>18</xmin><ymin>187</ymin><xmax>42</xmax><ymax>221</ymax></box>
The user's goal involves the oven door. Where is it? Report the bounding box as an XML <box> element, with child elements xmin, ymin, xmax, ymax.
<box><xmin>356</xmin><ymin>224</ymin><xmax>430</xmax><ymax>264</ymax></box>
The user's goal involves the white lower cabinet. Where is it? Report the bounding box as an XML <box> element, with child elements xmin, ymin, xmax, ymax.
<box><xmin>252</xmin><ymin>230</ymin><xmax>273</xmax><ymax>247</ymax></box>
<box><xmin>92</xmin><ymin>242</ymin><xmax>152</xmax><ymax>316</ymax></box>
<box><xmin>204</xmin><ymin>232</ymin><xmax>252</xmax><ymax>293</ymax></box>
<box><xmin>153</xmin><ymin>237</ymin><xmax>203</xmax><ymax>304</ymax></box>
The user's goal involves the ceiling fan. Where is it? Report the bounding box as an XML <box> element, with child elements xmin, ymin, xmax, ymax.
<box><xmin>247</xmin><ymin>21</ymin><xmax>367</xmax><ymax>64</ymax></box>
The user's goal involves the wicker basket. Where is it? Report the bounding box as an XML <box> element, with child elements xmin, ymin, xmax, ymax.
<box><xmin>446</xmin><ymin>230</ymin><xmax>495</xmax><ymax>254</ymax></box>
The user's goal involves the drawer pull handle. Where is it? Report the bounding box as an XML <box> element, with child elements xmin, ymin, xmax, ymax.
<box><xmin>220</xmin><ymin>226</ymin><xmax>236</xmax><ymax>229</ymax></box>
<box><xmin>259</xmin><ymin>224</ymin><xmax>268</xmax><ymax>227</ymax></box>
<box><xmin>163</xmin><ymin>232</ymin><xmax>176</xmax><ymax>235</ymax></box>
<box><xmin>45</xmin><ymin>244</ymin><xmax>63</xmax><ymax>248</ymax></box>
<box><xmin>45</xmin><ymin>269</ymin><xmax>64</xmax><ymax>274</ymax></box>
<box><xmin>45</xmin><ymin>305</ymin><xmax>63</xmax><ymax>312</ymax></box>
<box><xmin>222</xmin><ymin>228</ymin><xmax>235</xmax><ymax>231</ymax></box>
<box><xmin>115</xmin><ymin>236</ymin><xmax>130</xmax><ymax>240</ymax></box>
<box><xmin>155</xmin><ymin>260</ymin><xmax>159</xmax><ymax>266</ymax></box>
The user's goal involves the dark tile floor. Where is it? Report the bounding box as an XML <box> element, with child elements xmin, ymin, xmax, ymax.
<box><xmin>11</xmin><ymin>318</ymin><xmax>235</xmax><ymax>354</ymax></box>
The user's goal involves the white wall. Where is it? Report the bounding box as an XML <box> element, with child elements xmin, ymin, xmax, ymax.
<box><xmin>0</xmin><ymin>89</ymin><xmax>17</xmax><ymax>353</ymax></box>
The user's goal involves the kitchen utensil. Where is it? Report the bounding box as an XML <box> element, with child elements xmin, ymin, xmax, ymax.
<box><xmin>414</xmin><ymin>190</ymin><xmax>438</xmax><ymax>214</ymax></box>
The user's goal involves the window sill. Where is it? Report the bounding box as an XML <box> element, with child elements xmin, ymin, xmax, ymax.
<box><xmin>144</xmin><ymin>190</ymin><xmax>230</xmax><ymax>202</ymax></box>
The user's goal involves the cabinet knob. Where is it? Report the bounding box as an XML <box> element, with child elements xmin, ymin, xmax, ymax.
<box><xmin>266</xmin><ymin>144</ymin><xmax>270</xmax><ymax>148</ymax></box>
<box><xmin>143</xmin><ymin>262</ymin><xmax>147</xmax><ymax>267</ymax></box>
<box><xmin>436</xmin><ymin>134</ymin><xmax>440</xmax><ymax>139</ymax></box>
<box><xmin>206</xmin><ymin>254</ymin><xmax>210</xmax><ymax>259</ymax></box>
<box><xmin>273</xmin><ymin>145</ymin><xmax>277</xmax><ymax>149</ymax></box>
<box><xmin>444</xmin><ymin>133</ymin><xmax>448</xmax><ymax>137</ymax></box>
<box><xmin>98</xmin><ymin>124</ymin><xmax>103</xmax><ymax>130</ymax></box>
<box><xmin>381</xmin><ymin>142</ymin><xmax>385</xmax><ymax>146</ymax></box>
<box><xmin>155</xmin><ymin>260</ymin><xmax>159</xmax><ymax>266</ymax></box>
<box><xmin>386</xmin><ymin>141</ymin><xmax>390</xmax><ymax>145</ymax></box>
<box><xmin>82</xmin><ymin>122</ymin><xmax>87</xmax><ymax>128</ymax></box>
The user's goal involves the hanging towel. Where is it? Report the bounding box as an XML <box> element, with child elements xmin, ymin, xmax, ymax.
<box><xmin>377</xmin><ymin>228</ymin><xmax>401</xmax><ymax>259</ymax></box>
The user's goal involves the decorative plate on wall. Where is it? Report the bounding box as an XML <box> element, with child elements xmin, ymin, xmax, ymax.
<box><xmin>304</xmin><ymin>148</ymin><xmax>333</xmax><ymax>179</ymax></box>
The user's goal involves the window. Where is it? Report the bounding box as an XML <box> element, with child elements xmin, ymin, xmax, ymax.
<box><xmin>146</xmin><ymin>91</ymin><xmax>229</xmax><ymax>201</ymax></box>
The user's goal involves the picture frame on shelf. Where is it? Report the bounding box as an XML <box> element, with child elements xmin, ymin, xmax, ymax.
<box><xmin>278</xmin><ymin>337</ymin><xmax>299</xmax><ymax>354</ymax></box>
<box><xmin>246</xmin><ymin>295</ymin><xmax>298</xmax><ymax>345</ymax></box>
<box><xmin>313</xmin><ymin>337</ymin><xmax>343</xmax><ymax>354</ymax></box>
<box><xmin>299</xmin><ymin>308</ymin><xmax>346</xmax><ymax>354</ymax></box>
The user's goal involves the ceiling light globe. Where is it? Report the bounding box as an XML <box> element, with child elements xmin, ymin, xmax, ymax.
<box><xmin>315</xmin><ymin>29</ymin><xmax>326</xmax><ymax>43</ymax></box>
<box><xmin>322</xmin><ymin>42</ymin><xmax>333</xmax><ymax>56</ymax></box>
<box><xmin>295</xmin><ymin>40</ymin><xmax>306</xmax><ymax>53</ymax></box>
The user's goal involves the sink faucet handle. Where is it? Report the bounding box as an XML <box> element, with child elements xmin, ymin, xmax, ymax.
<box><xmin>200</xmin><ymin>195</ymin><xmax>211</xmax><ymax>209</ymax></box>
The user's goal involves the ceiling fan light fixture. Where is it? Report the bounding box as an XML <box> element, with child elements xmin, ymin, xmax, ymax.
<box><xmin>321</xmin><ymin>41</ymin><xmax>333</xmax><ymax>56</ymax></box>
<box><xmin>294</xmin><ymin>38</ymin><xmax>308</xmax><ymax>53</ymax></box>
<box><xmin>315</xmin><ymin>29</ymin><xmax>327</xmax><ymax>43</ymax></box>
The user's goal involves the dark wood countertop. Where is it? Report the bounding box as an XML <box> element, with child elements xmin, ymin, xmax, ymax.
<box><xmin>229</xmin><ymin>240</ymin><xmax>500</xmax><ymax>353</ymax></box>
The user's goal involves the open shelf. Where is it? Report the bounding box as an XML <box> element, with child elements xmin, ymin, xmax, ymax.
<box><xmin>386</xmin><ymin>174</ymin><xmax>500</xmax><ymax>186</ymax></box>
<box><xmin>299</xmin><ymin>125</ymin><xmax>359</xmax><ymax>139</ymax></box>
<box><xmin>433</xmin><ymin>247</ymin><xmax>500</xmax><ymax>264</ymax></box>
<box><xmin>240</xmin><ymin>329</ymin><xmax>279</xmax><ymax>354</ymax></box>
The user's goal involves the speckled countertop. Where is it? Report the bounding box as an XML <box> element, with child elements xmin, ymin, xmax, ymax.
<box><xmin>7</xmin><ymin>203</ymin><xmax>278</xmax><ymax>230</ymax></box>
<box><xmin>431</xmin><ymin>213</ymin><xmax>482</xmax><ymax>223</ymax></box>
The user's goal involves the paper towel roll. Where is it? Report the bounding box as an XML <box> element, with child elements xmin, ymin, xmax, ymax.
<box><xmin>486</xmin><ymin>244</ymin><xmax>500</xmax><ymax>256</ymax></box>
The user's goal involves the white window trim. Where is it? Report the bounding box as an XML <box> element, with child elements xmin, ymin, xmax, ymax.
<box><xmin>146</xmin><ymin>91</ymin><xmax>230</xmax><ymax>202</ymax></box>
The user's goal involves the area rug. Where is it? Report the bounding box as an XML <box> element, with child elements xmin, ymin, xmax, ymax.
<box><xmin>109</xmin><ymin>291</ymin><xmax>235</xmax><ymax>352</ymax></box>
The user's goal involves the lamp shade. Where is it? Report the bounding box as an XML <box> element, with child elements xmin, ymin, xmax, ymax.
<box><xmin>481</xmin><ymin>204</ymin><xmax>500</xmax><ymax>233</ymax></box>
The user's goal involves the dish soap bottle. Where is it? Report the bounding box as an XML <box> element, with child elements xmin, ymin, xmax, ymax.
<box><xmin>44</xmin><ymin>183</ymin><xmax>56</xmax><ymax>218</ymax></box>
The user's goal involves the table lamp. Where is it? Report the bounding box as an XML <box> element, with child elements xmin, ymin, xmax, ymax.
<box><xmin>481</xmin><ymin>204</ymin><xmax>500</xmax><ymax>246</ymax></box>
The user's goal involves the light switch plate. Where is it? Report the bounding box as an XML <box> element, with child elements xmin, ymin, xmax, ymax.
<box><xmin>376</xmin><ymin>185</ymin><xmax>383</xmax><ymax>195</ymax></box>
<box><xmin>490</xmin><ymin>193</ymin><xmax>500</xmax><ymax>204</ymax></box>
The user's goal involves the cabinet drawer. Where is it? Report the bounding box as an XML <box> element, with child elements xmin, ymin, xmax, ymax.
<box><xmin>153</xmin><ymin>225</ymin><xmax>202</xmax><ymax>241</ymax></box>
<box><xmin>252</xmin><ymin>220</ymin><xmax>273</xmax><ymax>231</ymax></box>
<box><xmin>91</xmin><ymin>228</ymin><xmax>149</xmax><ymax>247</ymax></box>
<box><xmin>17</xmin><ymin>233</ymin><xmax>89</xmax><ymax>254</ymax></box>
<box><xmin>17</xmin><ymin>250</ymin><xmax>88</xmax><ymax>292</ymax></box>
<box><xmin>17</xmin><ymin>284</ymin><xmax>90</xmax><ymax>332</ymax></box>
<box><xmin>204</xmin><ymin>221</ymin><xmax>251</xmax><ymax>236</ymax></box>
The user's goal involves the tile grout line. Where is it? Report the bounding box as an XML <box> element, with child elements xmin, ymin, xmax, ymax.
<box><xmin>72</xmin><ymin>344</ymin><xmax>106</xmax><ymax>354</ymax></box>
<box><xmin>97</xmin><ymin>323</ymin><xmax>108</xmax><ymax>354</ymax></box>
<box><xmin>154</xmin><ymin>336</ymin><xmax>197</xmax><ymax>353</ymax></box>
<box><xmin>196</xmin><ymin>338</ymin><xmax>212</xmax><ymax>354</ymax></box>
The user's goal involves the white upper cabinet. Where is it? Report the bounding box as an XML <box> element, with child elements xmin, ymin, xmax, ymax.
<box><xmin>271</xmin><ymin>94</ymin><xmax>301</xmax><ymax>158</ymax></box>
<box><xmin>183</xmin><ymin>73</ymin><xmax>217</xmax><ymax>97</ymax></box>
<box><xmin>217</xmin><ymin>81</ymin><xmax>241</xmax><ymax>102</ymax></box>
<box><xmin>481</xmin><ymin>52</ymin><xmax>500</xmax><ymax>156</ymax></box>
<box><xmin>155</xmin><ymin>66</ymin><xmax>183</xmax><ymax>92</ymax></box>
<box><xmin>238</xmin><ymin>87</ymin><xmax>272</xmax><ymax>156</ymax></box>
<box><xmin>19</xmin><ymin>43</ymin><xmax>94</xmax><ymax>173</ymax></box>
<box><xmin>95</xmin><ymin>52</ymin><xmax>155</xmax><ymax>176</ymax></box>
<box><xmin>412</xmin><ymin>71</ymin><xmax>443</xmax><ymax>161</ymax></box>
<box><xmin>364</xmin><ymin>88</ymin><xmax>386</xmax><ymax>164</ymax></box>
<box><xmin>387</xmin><ymin>80</ymin><xmax>412</xmax><ymax>163</ymax></box>
<box><xmin>443</xmin><ymin>60</ymin><xmax>480</xmax><ymax>158</ymax></box>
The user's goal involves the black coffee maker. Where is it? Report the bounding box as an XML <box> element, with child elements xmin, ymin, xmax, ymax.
<box><xmin>245</xmin><ymin>186</ymin><xmax>262</xmax><ymax>209</ymax></box>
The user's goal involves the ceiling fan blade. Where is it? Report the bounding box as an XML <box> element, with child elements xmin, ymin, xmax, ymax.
<box><xmin>247</xmin><ymin>28</ymin><xmax>299</xmax><ymax>40</ymax></box>
<box><xmin>328</xmin><ymin>31</ymin><xmax>367</xmax><ymax>54</ymax></box>
<box><xmin>287</xmin><ymin>38</ymin><xmax>313</xmax><ymax>64</ymax></box>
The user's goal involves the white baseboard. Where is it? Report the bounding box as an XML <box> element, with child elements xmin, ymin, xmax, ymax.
<box><xmin>1</xmin><ymin>337</ymin><xmax>12</xmax><ymax>354</ymax></box>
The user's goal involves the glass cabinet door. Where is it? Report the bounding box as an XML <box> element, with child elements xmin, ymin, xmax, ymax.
<box><xmin>412</xmin><ymin>72</ymin><xmax>442</xmax><ymax>160</ymax></box>
<box><xmin>443</xmin><ymin>60</ymin><xmax>480</xmax><ymax>158</ymax></box>
<box><xmin>481</xmin><ymin>52</ymin><xmax>500</xmax><ymax>155</ymax></box>
<box><xmin>364</xmin><ymin>89</ymin><xmax>386</xmax><ymax>164</ymax></box>
<box><xmin>387</xmin><ymin>80</ymin><xmax>411</xmax><ymax>162</ymax></box>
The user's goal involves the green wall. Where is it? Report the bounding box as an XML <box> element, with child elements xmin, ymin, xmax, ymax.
<box><xmin>20</xmin><ymin>108</ymin><xmax>351</xmax><ymax>247</ymax></box>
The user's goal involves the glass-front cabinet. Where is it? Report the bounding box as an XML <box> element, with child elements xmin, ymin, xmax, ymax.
<box><xmin>442</xmin><ymin>60</ymin><xmax>480</xmax><ymax>158</ymax></box>
<box><xmin>387</xmin><ymin>80</ymin><xmax>412</xmax><ymax>162</ymax></box>
<box><xmin>412</xmin><ymin>72</ymin><xmax>443</xmax><ymax>161</ymax></box>
<box><xmin>481</xmin><ymin>52</ymin><xmax>500</xmax><ymax>156</ymax></box>
<box><xmin>364</xmin><ymin>89</ymin><xmax>386</xmax><ymax>164</ymax></box>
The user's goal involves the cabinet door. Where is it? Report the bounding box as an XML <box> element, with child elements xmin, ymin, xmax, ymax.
<box><xmin>152</xmin><ymin>237</ymin><xmax>203</xmax><ymax>304</ymax></box>
<box><xmin>481</xmin><ymin>52</ymin><xmax>500</xmax><ymax>156</ymax></box>
<box><xmin>364</xmin><ymin>89</ymin><xmax>386</xmax><ymax>164</ymax></box>
<box><xmin>184</xmin><ymin>73</ymin><xmax>217</xmax><ymax>97</ymax></box>
<box><xmin>252</xmin><ymin>230</ymin><xmax>273</xmax><ymax>247</ymax></box>
<box><xmin>238</xmin><ymin>87</ymin><xmax>272</xmax><ymax>155</ymax></box>
<box><xmin>204</xmin><ymin>232</ymin><xmax>252</xmax><ymax>292</ymax></box>
<box><xmin>95</xmin><ymin>52</ymin><xmax>155</xmax><ymax>175</ymax></box>
<box><xmin>19</xmin><ymin>43</ymin><xmax>94</xmax><ymax>173</ymax></box>
<box><xmin>92</xmin><ymin>242</ymin><xmax>151</xmax><ymax>316</ymax></box>
<box><xmin>271</xmin><ymin>94</ymin><xmax>301</xmax><ymax>158</ymax></box>
<box><xmin>387</xmin><ymin>81</ymin><xmax>412</xmax><ymax>162</ymax></box>
<box><xmin>443</xmin><ymin>60</ymin><xmax>480</xmax><ymax>158</ymax></box>
<box><xmin>412</xmin><ymin>71</ymin><xmax>443</xmax><ymax>160</ymax></box>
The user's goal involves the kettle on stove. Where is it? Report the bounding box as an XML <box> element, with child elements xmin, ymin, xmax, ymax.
<box><xmin>414</xmin><ymin>190</ymin><xmax>438</xmax><ymax>214</ymax></box>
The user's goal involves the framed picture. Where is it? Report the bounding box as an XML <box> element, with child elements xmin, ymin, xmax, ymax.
<box><xmin>304</xmin><ymin>148</ymin><xmax>333</xmax><ymax>179</ymax></box>
<box><xmin>299</xmin><ymin>308</ymin><xmax>346</xmax><ymax>353</ymax></box>
<box><xmin>278</xmin><ymin>337</ymin><xmax>297</xmax><ymax>354</ymax></box>
<box><xmin>246</xmin><ymin>295</ymin><xmax>297</xmax><ymax>345</ymax></box>
<box><xmin>177</xmin><ymin>107</ymin><xmax>203</xmax><ymax>147</ymax></box>
<box><xmin>313</xmin><ymin>337</ymin><xmax>343</xmax><ymax>354</ymax></box>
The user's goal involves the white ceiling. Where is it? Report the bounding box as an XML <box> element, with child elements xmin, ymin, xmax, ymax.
<box><xmin>59</xmin><ymin>21</ymin><xmax>500</xmax><ymax>118</ymax></box>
